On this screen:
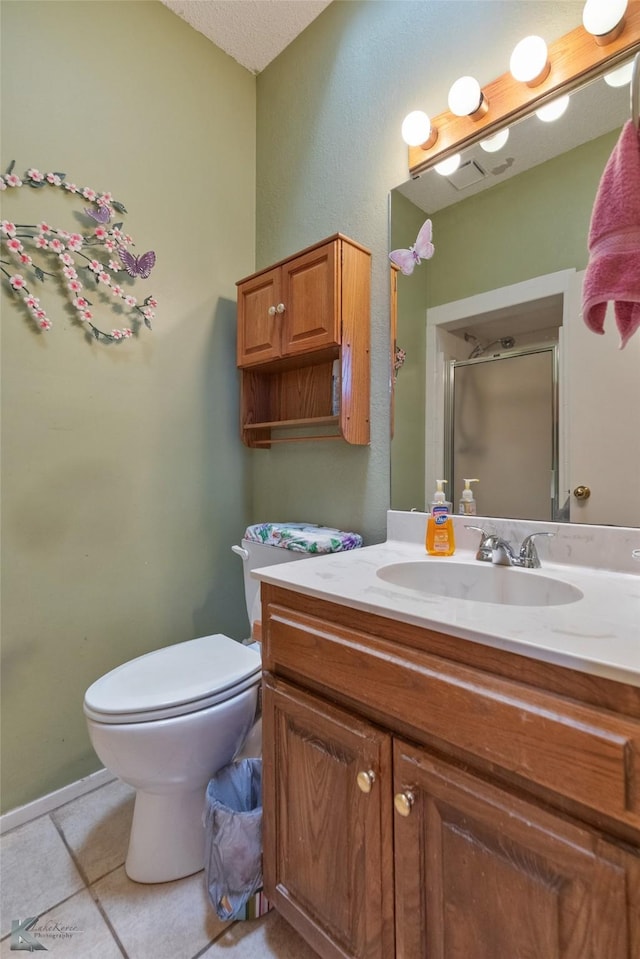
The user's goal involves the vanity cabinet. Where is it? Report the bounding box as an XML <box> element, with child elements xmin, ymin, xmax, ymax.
<box><xmin>236</xmin><ymin>235</ymin><xmax>370</xmax><ymax>446</ymax></box>
<box><xmin>261</xmin><ymin>584</ymin><xmax>640</xmax><ymax>959</ymax></box>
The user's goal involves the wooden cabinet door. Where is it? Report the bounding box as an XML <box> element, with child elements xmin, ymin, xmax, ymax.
<box><xmin>237</xmin><ymin>266</ymin><xmax>281</xmax><ymax>367</ymax></box>
<box><xmin>280</xmin><ymin>241</ymin><xmax>340</xmax><ymax>358</ymax></box>
<box><xmin>393</xmin><ymin>740</ymin><xmax>640</xmax><ymax>959</ymax></box>
<box><xmin>263</xmin><ymin>676</ymin><xmax>394</xmax><ymax>959</ymax></box>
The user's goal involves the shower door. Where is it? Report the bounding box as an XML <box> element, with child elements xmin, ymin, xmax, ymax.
<box><xmin>446</xmin><ymin>347</ymin><xmax>558</xmax><ymax>521</ymax></box>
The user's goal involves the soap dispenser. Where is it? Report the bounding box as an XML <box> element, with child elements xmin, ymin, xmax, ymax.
<box><xmin>459</xmin><ymin>478</ymin><xmax>479</xmax><ymax>516</ymax></box>
<box><xmin>426</xmin><ymin>480</ymin><xmax>455</xmax><ymax>556</ymax></box>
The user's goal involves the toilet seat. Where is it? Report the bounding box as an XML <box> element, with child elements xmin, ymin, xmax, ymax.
<box><xmin>83</xmin><ymin>634</ymin><xmax>261</xmax><ymax>724</ymax></box>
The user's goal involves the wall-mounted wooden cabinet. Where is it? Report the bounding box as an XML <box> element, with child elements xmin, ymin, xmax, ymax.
<box><xmin>236</xmin><ymin>235</ymin><xmax>370</xmax><ymax>447</ymax></box>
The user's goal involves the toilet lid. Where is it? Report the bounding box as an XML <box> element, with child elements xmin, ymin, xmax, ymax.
<box><xmin>83</xmin><ymin>634</ymin><xmax>261</xmax><ymax>724</ymax></box>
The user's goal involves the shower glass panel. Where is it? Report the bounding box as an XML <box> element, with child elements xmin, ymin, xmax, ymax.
<box><xmin>447</xmin><ymin>347</ymin><xmax>557</xmax><ymax>521</ymax></box>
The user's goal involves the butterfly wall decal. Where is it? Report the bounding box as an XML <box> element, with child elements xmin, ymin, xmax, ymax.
<box><xmin>119</xmin><ymin>248</ymin><xmax>156</xmax><ymax>279</ymax></box>
<box><xmin>388</xmin><ymin>218</ymin><xmax>434</xmax><ymax>275</ymax></box>
<box><xmin>84</xmin><ymin>205</ymin><xmax>111</xmax><ymax>223</ymax></box>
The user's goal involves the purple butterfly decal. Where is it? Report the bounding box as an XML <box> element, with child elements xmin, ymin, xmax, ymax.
<box><xmin>119</xmin><ymin>248</ymin><xmax>156</xmax><ymax>279</ymax></box>
<box><xmin>85</xmin><ymin>205</ymin><xmax>111</xmax><ymax>223</ymax></box>
<box><xmin>389</xmin><ymin>218</ymin><xmax>434</xmax><ymax>276</ymax></box>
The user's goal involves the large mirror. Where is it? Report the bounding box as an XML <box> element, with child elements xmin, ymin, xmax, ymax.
<box><xmin>390</xmin><ymin>57</ymin><xmax>640</xmax><ymax>528</ymax></box>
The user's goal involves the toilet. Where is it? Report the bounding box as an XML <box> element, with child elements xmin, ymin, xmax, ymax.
<box><xmin>83</xmin><ymin>523</ymin><xmax>361</xmax><ymax>884</ymax></box>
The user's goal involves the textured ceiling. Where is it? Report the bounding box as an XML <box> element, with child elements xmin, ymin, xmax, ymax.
<box><xmin>161</xmin><ymin>0</ymin><xmax>333</xmax><ymax>74</ymax></box>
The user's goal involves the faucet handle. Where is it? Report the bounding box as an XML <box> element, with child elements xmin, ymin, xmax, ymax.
<box><xmin>519</xmin><ymin>531</ymin><xmax>554</xmax><ymax>568</ymax></box>
<box><xmin>465</xmin><ymin>525</ymin><xmax>499</xmax><ymax>562</ymax></box>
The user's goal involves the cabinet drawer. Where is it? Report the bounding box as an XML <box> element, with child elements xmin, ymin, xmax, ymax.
<box><xmin>264</xmin><ymin>602</ymin><xmax>640</xmax><ymax>830</ymax></box>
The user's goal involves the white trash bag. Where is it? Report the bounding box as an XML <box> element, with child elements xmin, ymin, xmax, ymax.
<box><xmin>203</xmin><ymin>758</ymin><xmax>263</xmax><ymax>920</ymax></box>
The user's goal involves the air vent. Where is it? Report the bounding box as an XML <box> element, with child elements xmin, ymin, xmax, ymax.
<box><xmin>445</xmin><ymin>159</ymin><xmax>487</xmax><ymax>191</ymax></box>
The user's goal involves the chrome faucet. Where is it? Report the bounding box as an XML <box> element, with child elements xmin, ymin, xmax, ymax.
<box><xmin>465</xmin><ymin>526</ymin><xmax>500</xmax><ymax>562</ymax></box>
<box><xmin>492</xmin><ymin>532</ymin><xmax>554</xmax><ymax>568</ymax></box>
<box><xmin>467</xmin><ymin>527</ymin><xmax>554</xmax><ymax>568</ymax></box>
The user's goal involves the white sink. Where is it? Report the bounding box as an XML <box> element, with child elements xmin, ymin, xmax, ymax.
<box><xmin>376</xmin><ymin>561</ymin><xmax>583</xmax><ymax>607</ymax></box>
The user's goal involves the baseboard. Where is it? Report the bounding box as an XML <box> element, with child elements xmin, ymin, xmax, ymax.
<box><xmin>0</xmin><ymin>768</ymin><xmax>116</xmax><ymax>835</ymax></box>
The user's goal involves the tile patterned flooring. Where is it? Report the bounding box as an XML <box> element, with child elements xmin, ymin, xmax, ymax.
<box><xmin>0</xmin><ymin>778</ymin><xmax>318</xmax><ymax>959</ymax></box>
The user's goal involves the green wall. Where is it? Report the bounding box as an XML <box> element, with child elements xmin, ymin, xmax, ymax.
<box><xmin>0</xmin><ymin>0</ymin><xmax>255</xmax><ymax>812</ymax></box>
<box><xmin>253</xmin><ymin>0</ymin><xmax>583</xmax><ymax>543</ymax></box>
<box><xmin>1</xmin><ymin>0</ymin><xmax>589</xmax><ymax>814</ymax></box>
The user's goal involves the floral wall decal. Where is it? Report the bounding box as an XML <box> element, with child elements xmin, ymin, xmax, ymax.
<box><xmin>0</xmin><ymin>162</ymin><xmax>157</xmax><ymax>343</ymax></box>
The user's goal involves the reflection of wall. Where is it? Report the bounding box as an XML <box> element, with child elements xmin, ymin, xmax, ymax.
<box><xmin>391</xmin><ymin>129</ymin><xmax>622</xmax><ymax>512</ymax></box>
<box><xmin>428</xmin><ymin>130</ymin><xmax>618</xmax><ymax>307</ymax></box>
<box><xmin>1</xmin><ymin>1</ymin><xmax>255</xmax><ymax>813</ymax></box>
<box><xmin>391</xmin><ymin>193</ymin><xmax>429</xmax><ymax>510</ymax></box>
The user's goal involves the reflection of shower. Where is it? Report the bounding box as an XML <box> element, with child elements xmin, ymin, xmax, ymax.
<box><xmin>448</xmin><ymin>347</ymin><xmax>558</xmax><ymax>521</ymax></box>
<box><xmin>464</xmin><ymin>332</ymin><xmax>516</xmax><ymax>359</ymax></box>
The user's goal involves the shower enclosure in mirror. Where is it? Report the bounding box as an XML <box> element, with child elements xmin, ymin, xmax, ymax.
<box><xmin>446</xmin><ymin>347</ymin><xmax>558</xmax><ymax>522</ymax></box>
<box><xmin>390</xmin><ymin>57</ymin><xmax>640</xmax><ymax>528</ymax></box>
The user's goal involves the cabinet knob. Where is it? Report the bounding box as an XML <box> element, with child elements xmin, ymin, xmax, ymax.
<box><xmin>573</xmin><ymin>485</ymin><xmax>591</xmax><ymax>501</ymax></box>
<box><xmin>356</xmin><ymin>770</ymin><xmax>376</xmax><ymax>794</ymax></box>
<box><xmin>394</xmin><ymin>791</ymin><xmax>414</xmax><ymax>817</ymax></box>
<box><xmin>267</xmin><ymin>305</ymin><xmax>277</xmax><ymax>316</ymax></box>
<box><xmin>276</xmin><ymin>303</ymin><xmax>286</xmax><ymax>314</ymax></box>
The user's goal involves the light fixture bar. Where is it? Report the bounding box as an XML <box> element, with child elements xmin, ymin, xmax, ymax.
<box><xmin>408</xmin><ymin>5</ymin><xmax>640</xmax><ymax>176</ymax></box>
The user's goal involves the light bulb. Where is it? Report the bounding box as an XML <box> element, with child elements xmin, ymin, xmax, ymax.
<box><xmin>583</xmin><ymin>0</ymin><xmax>628</xmax><ymax>43</ymax></box>
<box><xmin>604</xmin><ymin>61</ymin><xmax>633</xmax><ymax>87</ymax></box>
<box><xmin>535</xmin><ymin>94</ymin><xmax>570</xmax><ymax>123</ymax></box>
<box><xmin>401</xmin><ymin>110</ymin><xmax>436</xmax><ymax>148</ymax></box>
<box><xmin>448</xmin><ymin>77</ymin><xmax>481</xmax><ymax>116</ymax></box>
<box><xmin>480</xmin><ymin>128</ymin><xmax>510</xmax><ymax>153</ymax></box>
<box><xmin>447</xmin><ymin>77</ymin><xmax>487</xmax><ymax>118</ymax></box>
<box><xmin>510</xmin><ymin>36</ymin><xmax>550</xmax><ymax>86</ymax></box>
<box><xmin>434</xmin><ymin>154</ymin><xmax>461</xmax><ymax>176</ymax></box>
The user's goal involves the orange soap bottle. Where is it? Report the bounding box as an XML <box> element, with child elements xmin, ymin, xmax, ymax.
<box><xmin>426</xmin><ymin>480</ymin><xmax>456</xmax><ymax>556</ymax></box>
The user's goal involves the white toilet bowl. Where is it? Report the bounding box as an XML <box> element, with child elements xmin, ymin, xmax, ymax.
<box><xmin>84</xmin><ymin>634</ymin><xmax>261</xmax><ymax>883</ymax></box>
<box><xmin>83</xmin><ymin>525</ymin><xmax>360</xmax><ymax>885</ymax></box>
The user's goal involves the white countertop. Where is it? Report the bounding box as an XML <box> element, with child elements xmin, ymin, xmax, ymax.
<box><xmin>252</xmin><ymin>512</ymin><xmax>640</xmax><ymax>687</ymax></box>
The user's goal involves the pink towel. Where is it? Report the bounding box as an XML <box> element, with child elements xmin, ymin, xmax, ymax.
<box><xmin>582</xmin><ymin>120</ymin><xmax>640</xmax><ymax>349</ymax></box>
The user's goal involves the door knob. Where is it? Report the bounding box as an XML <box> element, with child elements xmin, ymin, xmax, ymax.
<box><xmin>394</xmin><ymin>791</ymin><xmax>415</xmax><ymax>817</ymax></box>
<box><xmin>573</xmin><ymin>485</ymin><xmax>591</xmax><ymax>501</ymax></box>
<box><xmin>357</xmin><ymin>770</ymin><xmax>376</xmax><ymax>794</ymax></box>
<box><xmin>267</xmin><ymin>305</ymin><xmax>276</xmax><ymax>316</ymax></box>
<box><xmin>276</xmin><ymin>303</ymin><xmax>285</xmax><ymax>314</ymax></box>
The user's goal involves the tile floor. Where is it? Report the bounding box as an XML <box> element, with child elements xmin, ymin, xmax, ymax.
<box><xmin>0</xmin><ymin>778</ymin><xmax>318</xmax><ymax>959</ymax></box>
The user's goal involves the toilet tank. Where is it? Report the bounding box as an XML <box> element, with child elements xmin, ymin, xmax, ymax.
<box><xmin>232</xmin><ymin>523</ymin><xmax>363</xmax><ymax>636</ymax></box>
<box><xmin>238</xmin><ymin>538</ymin><xmax>313</xmax><ymax>630</ymax></box>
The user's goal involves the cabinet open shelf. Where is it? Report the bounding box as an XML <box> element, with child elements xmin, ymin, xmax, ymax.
<box><xmin>243</xmin><ymin>415</ymin><xmax>339</xmax><ymax>430</ymax></box>
<box><xmin>243</xmin><ymin>415</ymin><xmax>342</xmax><ymax>445</ymax></box>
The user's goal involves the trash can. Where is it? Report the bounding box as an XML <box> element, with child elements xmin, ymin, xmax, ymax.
<box><xmin>204</xmin><ymin>758</ymin><xmax>264</xmax><ymax>921</ymax></box>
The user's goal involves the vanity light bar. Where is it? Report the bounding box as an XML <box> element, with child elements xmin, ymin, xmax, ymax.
<box><xmin>407</xmin><ymin>6</ymin><xmax>640</xmax><ymax>177</ymax></box>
